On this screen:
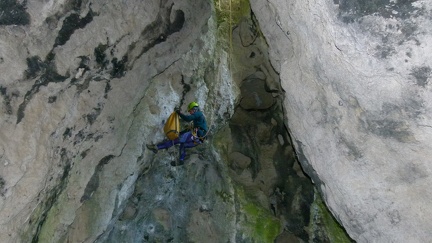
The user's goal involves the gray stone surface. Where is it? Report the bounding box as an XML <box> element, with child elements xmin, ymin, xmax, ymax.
<box><xmin>0</xmin><ymin>0</ymin><xmax>236</xmax><ymax>242</ymax></box>
<box><xmin>0</xmin><ymin>0</ymin><xmax>369</xmax><ymax>242</ymax></box>
<box><xmin>251</xmin><ymin>0</ymin><xmax>432</xmax><ymax>242</ymax></box>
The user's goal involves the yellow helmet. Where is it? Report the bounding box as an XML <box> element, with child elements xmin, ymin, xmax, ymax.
<box><xmin>187</xmin><ymin>102</ymin><xmax>199</xmax><ymax>111</ymax></box>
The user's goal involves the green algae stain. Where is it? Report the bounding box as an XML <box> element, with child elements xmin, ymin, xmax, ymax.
<box><xmin>236</xmin><ymin>187</ymin><xmax>281</xmax><ymax>243</ymax></box>
<box><xmin>308</xmin><ymin>191</ymin><xmax>353</xmax><ymax>243</ymax></box>
<box><xmin>214</xmin><ymin>0</ymin><xmax>251</xmax><ymax>50</ymax></box>
<box><xmin>243</xmin><ymin>202</ymin><xmax>281</xmax><ymax>242</ymax></box>
<box><xmin>214</xmin><ymin>0</ymin><xmax>251</xmax><ymax>27</ymax></box>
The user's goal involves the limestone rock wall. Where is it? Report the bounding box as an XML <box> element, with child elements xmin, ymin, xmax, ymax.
<box><xmin>0</xmin><ymin>0</ymin><xmax>238</xmax><ymax>242</ymax></box>
<box><xmin>1</xmin><ymin>0</ymin><xmax>409</xmax><ymax>241</ymax></box>
<box><xmin>251</xmin><ymin>0</ymin><xmax>432</xmax><ymax>242</ymax></box>
<box><xmin>1</xmin><ymin>0</ymin><xmax>302</xmax><ymax>242</ymax></box>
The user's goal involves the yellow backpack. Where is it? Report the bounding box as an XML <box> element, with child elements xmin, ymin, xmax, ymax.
<box><xmin>163</xmin><ymin>112</ymin><xmax>180</xmax><ymax>140</ymax></box>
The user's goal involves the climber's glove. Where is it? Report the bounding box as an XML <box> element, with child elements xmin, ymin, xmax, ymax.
<box><xmin>174</xmin><ymin>107</ymin><xmax>181</xmax><ymax>114</ymax></box>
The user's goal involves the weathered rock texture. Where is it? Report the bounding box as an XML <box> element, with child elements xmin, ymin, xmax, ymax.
<box><xmin>251</xmin><ymin>0</ymin><xmax>432</xmax><ymax>242</ymax></box>
<box><xmin>1</xmin><ymin>0</ymin><xmax>342</xmax><ymax>242</ymax></box>
<box><xmin>0</xmin><ymin>0</ymin><xmax>239</xmax><ymax>242</ymax></box>
<box><xmin>5</xmin><ymin>0</ymin><xmax>429</xmax><ymax>242</ymax></box>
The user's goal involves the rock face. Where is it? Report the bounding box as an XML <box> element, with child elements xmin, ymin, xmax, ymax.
<box><xmin>0</xmin><ymin>0</ymin><xmax>237</xmax><ymax>242</ymax></box>
<box><xmin>1</xmin><ymin>0</ymin><xmax>351</xmax><ymax>241</ymax></box>
<box><xmin>4</xmin><ymin>0</ymin><xmax>429</xmax><ymax>242</ymax></box>
<box><xmin>250</xmin><ymin>0</ymin><xmax>432</xmax><ymax>242</ymax></box>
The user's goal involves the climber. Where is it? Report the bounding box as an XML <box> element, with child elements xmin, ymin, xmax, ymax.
<box><xmin>177</xmin><ymin>101</ymin><xmax>208</xmax><ymax>139</ymax></box>
<box><xmin>146</xmin><ymin>102</ymin><xmax>208</xmax><ymax>166</ymax></box>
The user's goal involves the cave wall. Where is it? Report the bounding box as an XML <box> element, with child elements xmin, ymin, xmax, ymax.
<box><xmin>4</xmin><ymin>0</ymin><xmax>427</xmax><ymax>242</ymax></box>
<box><xmin>0</xmin><ymin>0</ymin><xmax>238</xmax><ymax>241</ymax></box>
<box><xmin>250</xmin><ymin>0</ymin><xmax>432</xmax><ymax>242</ymax></box>
<box><xmin>1</xmin><ymin>0</ymin><xmax>297</xmax><ymax>242</ymax></box>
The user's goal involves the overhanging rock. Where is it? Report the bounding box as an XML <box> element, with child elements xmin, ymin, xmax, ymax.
<box><xmin>250</xmin><ymin>0</ymin><xmax>432</xmax><ymax>241</ymax></box>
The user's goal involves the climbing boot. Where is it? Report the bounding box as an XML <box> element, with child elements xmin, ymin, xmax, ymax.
<box><xmin>146</xmin><ymin>144</ymin><xmax>158</xmax><ymax>154</ymax></box>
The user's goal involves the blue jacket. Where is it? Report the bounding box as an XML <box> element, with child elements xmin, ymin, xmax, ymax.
<box><xmin>178</xmin><ymin>110</ymin><xmax>208</xmax><ymax>132</ymax></box>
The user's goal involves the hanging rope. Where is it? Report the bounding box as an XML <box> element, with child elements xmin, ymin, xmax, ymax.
<box><xmin>229</xmin><ymin>0</ymin><xmax>232</xmax><ymax>70</ymax></box>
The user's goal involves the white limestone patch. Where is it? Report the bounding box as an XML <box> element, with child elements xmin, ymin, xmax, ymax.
<box><xmin>251</xmin><ymin>0</ymin><xmax>432</xmax><ymax>241</ymax></box>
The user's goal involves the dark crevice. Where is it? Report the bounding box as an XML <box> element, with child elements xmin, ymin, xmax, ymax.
<box><xmin>179</xmin><ymin>75</ymin><xmax>190</xmax><ymax>108</ymax></box>
<box><xmin>169</xmin><ymin>9</ymin><xmax>185</xmax><ymax>33</ymax></box>
<box><xmin>294</xmin><ymin>140</ymin><xmax>320</xmax><ymax>186</ymax></box>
